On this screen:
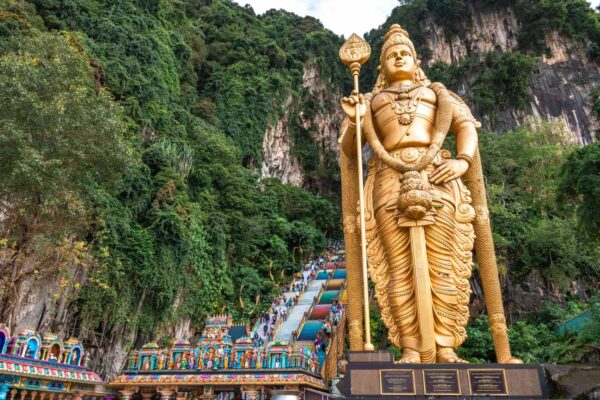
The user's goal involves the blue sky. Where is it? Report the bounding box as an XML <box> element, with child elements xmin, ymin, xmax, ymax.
<box><xmin>233</xmin><ymin>0</ymin><xmax>600</xmax><ymax>38</ymax></box>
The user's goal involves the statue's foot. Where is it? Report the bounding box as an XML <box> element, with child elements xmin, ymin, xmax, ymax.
<box><xmin>396</xmin><ymin>348</ymin><xmax>421</xmax><ymax>364</ymax></box>
<box><xmin>436</xmin><ymin>348</ymin><xmax>468</xmax><ymax>363</ymax></box>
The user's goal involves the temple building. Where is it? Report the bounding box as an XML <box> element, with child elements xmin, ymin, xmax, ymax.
<box><xmin>0</xmin><ymin>327</ymin><xmax>110</xmax><ymax>400</ymax></box>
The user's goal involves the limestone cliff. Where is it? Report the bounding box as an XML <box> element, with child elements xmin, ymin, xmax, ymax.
<box><xmin>299</xmin><ymin>63</ymin><xmax>343</xmax><ymax>160</ymax></box>
<box><xmin>260</xmin><ymin>95</ymin><xmax>305</xmax><ymax>186</ymax></box>
<box><xmin>419</xmin><ymin>3</ymin><xmax>600</xmax><ymax>144</ymax></box>
<box><xmin>260</xmin><ymin>63</ymin><xmax>344</xmax><ymax>189</ymax></box>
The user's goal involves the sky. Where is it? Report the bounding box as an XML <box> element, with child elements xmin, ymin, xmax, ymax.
<box><xmin>232</xmin><ymin>0</ymin><xmax>399</xmax><ymax>37</ymax></box>
<box><xmin>233</xmin><ymin>0</ymin><xmax>600</xmax><ymax>38</ymax></box>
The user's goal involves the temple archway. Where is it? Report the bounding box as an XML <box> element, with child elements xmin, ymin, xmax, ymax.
<box><xmin>25</xmin><ymin>338</ymin><xmax>39</xmax><ymax>358</ymax></box>
<box><xmin>71</xmin><ymin>347</ymin><xmax>81</xmax><ymax>365</ymax></box>
<box><xmin>50</xmin><ymin>343</ymin><xmax>61</xmax><ymax>360</ymax></box>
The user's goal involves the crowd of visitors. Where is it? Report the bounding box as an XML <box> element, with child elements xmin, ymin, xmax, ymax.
<box><xmin>253</xmin><ymin>240</ymin><xmax>345</xmax><ymax>347</ymax></box>
<box><xmin>254</xmin><ymin>291</ymin><xmax>302</xmax><ymax>344</ymax></box>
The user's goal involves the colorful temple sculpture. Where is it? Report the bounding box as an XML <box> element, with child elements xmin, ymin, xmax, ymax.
<box><xmin>110</xmin><ymin>243</ymin><xmax>347</xmax><ymax>400</ymax></box>
<box><xmin>0</xmin><ymin>327</ymin><xmax>110</xmax><ymax>400</ymax></box>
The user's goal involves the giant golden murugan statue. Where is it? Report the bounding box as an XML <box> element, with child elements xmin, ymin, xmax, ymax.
<box><xmin>339</xmin><ymin>25</ymin><xmax>521</xmax><ymax>364</ymax></box>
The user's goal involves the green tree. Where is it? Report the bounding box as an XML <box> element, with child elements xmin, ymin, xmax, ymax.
<box><xmin>558</xmin><ymin>142</ymin><xmax>600</xmax><ymax>238</ymax></box>
<box><xmin>0</xmin><ymin>32</ymin><xmax>129</xmax><ymax>325</ymax></box>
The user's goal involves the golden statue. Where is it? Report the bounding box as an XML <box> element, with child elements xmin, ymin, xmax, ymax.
<box><xmin>339</xmin><ymin>25</ymin><xmax>521</xmax><ymax>364</ymax></box>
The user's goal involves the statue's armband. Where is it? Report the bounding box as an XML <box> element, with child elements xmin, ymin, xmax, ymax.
<box><xmin>448</xmin><ymin>91</ymin><xmax>480</xmax><ymax>134</ymax></box>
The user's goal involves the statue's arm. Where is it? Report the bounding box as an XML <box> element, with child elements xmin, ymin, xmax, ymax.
<box><xmin>339</xmin><ymin>118</ymin><xmax>366</xmax><ymax>157</ymax></box>
<box><xmin>431</xmin><ymin>91</ymin><xmax>479</xmax><ymax>184</ymax></box>
<box><xmin>339</xmin><ymin>92</ymin><xmax>372</xmax><ymax>158</ymax></box>
<box><xmin>454</xmin><ymin>120</ymin><xmax>478</xmax><ymax>160</ymax></box>
<box><xmin>450</xmin><ymin>92</ymin><xmax>481</xmax><ymax>163</ymax></box>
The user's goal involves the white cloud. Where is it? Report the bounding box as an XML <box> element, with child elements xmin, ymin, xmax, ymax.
<box><xmin>232</xmin><ymin>0</ymin><xmax>398</xmax><ymax>38</ymax></box>
<box><xmin>233</xmin><ymin>0</ymin><xmax>600</xmax><ymax>38</ymax></box>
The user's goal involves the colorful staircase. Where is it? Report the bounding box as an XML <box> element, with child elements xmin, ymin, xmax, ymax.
<box><xmin>273</xmin><ymin>280</ymin><xmax>325</xmax><ymax>342</ymax></box>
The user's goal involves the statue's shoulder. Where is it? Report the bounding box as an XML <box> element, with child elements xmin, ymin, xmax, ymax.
<box><xmin>370</xmin><ymin>91</ymin><xmax>388</xmax><ymax>112</ymax></box>
<box><xmin>420</xmin><ymin>86</ymin><xmax>436</xmax><ymax>105</ymax></box>
<box><xmin>442</xmin><ymin>86</ymin><xmax>482</xmax><ymax>128</ymax></box>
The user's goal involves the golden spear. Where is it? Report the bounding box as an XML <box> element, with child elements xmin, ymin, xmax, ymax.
<box><xmin>339</xmin><ymin>34</ymin><xmax>374</xmax><ymax>351</ymax></box>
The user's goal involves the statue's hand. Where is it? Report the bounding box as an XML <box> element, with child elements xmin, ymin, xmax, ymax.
<box><xmin>341</xmin><ymin>91</ymin><xmax>366</xmax><ymax>122</ymax></box>
<box><xmin>429</xmin><ymin>159</ymin><xmax>469</xmax><ymax>185</ymax></box>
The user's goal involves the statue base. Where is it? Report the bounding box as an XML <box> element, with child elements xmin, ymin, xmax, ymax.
<box><xmin>336</xmin><ymin>351</ymin><xmax>548</xmax><ymax>399</ymax></box>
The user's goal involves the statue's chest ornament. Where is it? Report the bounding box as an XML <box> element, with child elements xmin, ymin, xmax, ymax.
<box><xmin>382</xmin><ymin>86</ymin><xmax>425</xmax><ymax>128</ymax></box>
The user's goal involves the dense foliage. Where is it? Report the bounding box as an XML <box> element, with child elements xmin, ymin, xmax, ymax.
<box><xmin>427</xmin><ymin>52</ymin><xmax>537</xmax><ymax>123</ymax></box>
<box><xmin>0</xmin><ymin>0</ymin><xmax>342</xmax><ymax>342</ymax></box>
<box><xmin>480</xmin><ymin>122</ymin><xmax>600</xmax><ymax>287</ymax></box>
<box><xmin>510</xmin><ymin>0</ymin><xmax>600</xmax><ymax>61</ymax></box>
<box><xmin>0</xmin><ymin>30</ymin><xmax>129</xmax><ymax>326</ymax></box>
<box><xmin>558</xmin><ymin>141</ymin><xmax>600</xmax><ymax>239</ymax></box>
<box><xmin>460</xmin><ymin>293</ymin><xmax>600</xmax><ymax>363</ymax></box>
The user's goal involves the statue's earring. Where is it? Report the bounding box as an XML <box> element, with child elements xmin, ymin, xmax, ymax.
<box><xmin>414</xmin><ymin>59</ymin><xmax>422</xmax><ymax>84</ymax></box>
<box><xmin>375</xmin><ymin>65</ymin><xmax>386</xmax><ymax>91</ymax></box>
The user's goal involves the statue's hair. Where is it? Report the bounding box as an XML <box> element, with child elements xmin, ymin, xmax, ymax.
<box><xmin>373</xmin><ymin>24</ymin><xmax>430</xmax><ymax>94</ymax></box>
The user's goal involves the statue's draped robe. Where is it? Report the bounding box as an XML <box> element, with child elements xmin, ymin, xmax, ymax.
<box><xmin>358</xmin><ymin>91</ymin><xmax>477</xmax><ymax>352</ymax></box>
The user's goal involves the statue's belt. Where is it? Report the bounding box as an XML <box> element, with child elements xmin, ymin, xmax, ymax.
<box><xmin>368</xmin><ymin>147</ymin><xmax>443</xmax><ymax>174</ymax></box>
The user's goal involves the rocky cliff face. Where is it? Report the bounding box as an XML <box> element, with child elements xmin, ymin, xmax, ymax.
<box><xmin>6</xmin><ymin>265</ymin><xmax>129</xmax><ymax>379</ymax></box>
<box><xmin>422</xmin><ymin>4</ymin><xmax>600</xmax><ymax>144</ymax></box>
<box><xmin>260</xmin><ymin>95</ymin><xmax>305</xmax><ymax>186</ymax></box>
<box><xmin>425</xmin><ymin>6</ymin><xmax>520</xmax><ymax>63</ymax></box>
<box><xmin>260</xmin><ymin>63</ymin><xmax>344</xmax><ymax>187</ymax></box>
<box><xmin>299</xmin><ymin>63</ymin><xmax>343</xmax><ymax>160</ymax></box>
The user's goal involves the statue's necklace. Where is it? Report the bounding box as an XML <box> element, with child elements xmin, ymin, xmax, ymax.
<box><xmin>382</xmin><ymin>82</ymin><xmax>422</xmax><ymax>95</ymax></box>
<box><xmin>382</xmin><ymin>86</ymin><xmax>424</xmax><ymax>126</ymax></box>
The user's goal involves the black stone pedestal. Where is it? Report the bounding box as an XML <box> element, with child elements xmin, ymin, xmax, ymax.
<box><xmin>336</xmin><ymin>351</ymin><xmax>548</xmax><ymax>399</ymax></box>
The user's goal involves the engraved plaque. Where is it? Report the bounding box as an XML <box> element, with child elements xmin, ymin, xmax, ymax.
<box><xmin>423</xmin><ymin>369</ymin><xmax>460</xmax><ymax>395</ymax></box>
<box><xmin>469</xmin><ymin>369</ymin><xmax>508</xmax><ymax>395</ymax></box>
<box><xmin>379</xmin><ymin>369</ymin><xmax>415</xmax><ymax>395</ymax></box>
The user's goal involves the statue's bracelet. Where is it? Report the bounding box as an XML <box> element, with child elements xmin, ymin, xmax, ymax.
<box><xmin>348</xmin><ymin>120</ymin><xmax>364</xmax><ymax>128</ymax></box>
<box><xmin>456</xmin><ymin>153</ymin><xmax>473</xmax><ymax>167</ymax></box>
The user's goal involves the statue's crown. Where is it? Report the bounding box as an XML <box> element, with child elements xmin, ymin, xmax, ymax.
<box><xmin>380</xmin><ymin>24</ymin><xmax>417</xmax><ymax>65</ymax></box>
<box><xmin>384</xmin><ymin>24</ymin><xmax>409</xmax><ymax>42</ymax></box>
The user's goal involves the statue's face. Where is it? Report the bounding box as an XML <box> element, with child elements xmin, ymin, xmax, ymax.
<box><xmin>383</xmin><ymin>44</ymin><xmax>417</xmax><ymax>82</ymax></box>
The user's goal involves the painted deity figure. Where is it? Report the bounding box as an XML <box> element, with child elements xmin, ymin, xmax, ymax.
<box><xmin>244</xmin><ymin>350</ymin><xmax>252</xmax><ymax>368</ymax></box>
<box><xmin>216</xmin><ymin>347</ymin><xmax>223</xmax><ymax>368</ymax></box>
<box><xmin>341</xmin><ymin>25</ymin><xmax>479</xmax><ymax>364</ymax></box>
<box><xmin>142</xmin><ymin>356</ymin><xmax>150</xmax><ymax>370</ymax></box>
<box><xmin>223</xmin><ymin>351</ymin><xmax>229</xmax><ymax>369</ymax></box>
<box><xmin>256</xmin><ymin>350</ymin><xmax>263</xmax><ymax>369</ymax></box>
